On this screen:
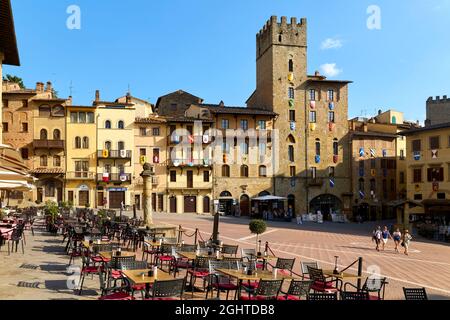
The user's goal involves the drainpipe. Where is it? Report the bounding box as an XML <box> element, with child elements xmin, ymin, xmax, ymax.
<box><xmin>304</xmin><ymin>87</ymin><xmax>309</xmax><ymax>215</ymax></box>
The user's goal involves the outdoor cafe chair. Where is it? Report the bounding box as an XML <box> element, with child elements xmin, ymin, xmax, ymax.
<box><xmin>170</xmin><ymin>248</ymin><xmax>193</xmax><ymax>277</ymax></box>
<box><xmin>198</xmin><ymin>240</ymin><xmax>207</xmax><ymax>248</ymax></box>
<box><xmin>163</xmin><ymin>237</ymin><xmax>178</xmax><ymax>244</ymax></box>
<box><xmin>301</xmin><ymin>261</ymin><xmax>319</xmax><ymax>280</ymax></box>
<box><xmin>155</xmin><ymin>244</ymin><xmax>176</xmax><ymax>271</ymax></box>
<box><xmin>307</xmin><ymin>292</ymin><xmax>338</xmax><ymax>301</ymax></box>
<box><xmin>344</xmin><ymin>277</ymin><xmax>388</xmax><ymax>300</ymax></box>
<box><xmin>187</xmin><ymin>256</ymin><xmax>212</xmax><ymax>298</ymax></box>
<box><xmin>240</xmin><ymin>279</ymin><xmax>284</xmax><ymax>301</ymax></box>
<box><xmin>340</xmin><ymin>291</ymin><xmax>370</xmax><ymax>300</ymax></box>
<box><xmin>278</xmin><ymin>280</ymin><xmax>312</xmax><ymax>301</ymax></box>
<box><xmin>403</xmin><ymin>287</ymin><xmax>428</xmax><ymax>300</ymax></box>
<box><xmin>147</xmin><ymin>277</ymin><xmax>187</xmax><ymax>300</ymax></box>
<box><xmin>241</xmin><ymin>248</ymin><xmax>256</xmax><ymax>262</ymax></box>
<box><xmin>307</xmin><ymin>266</ymin><xmax>341</xmax><ymax>294</ymax></box>
<box><xmin>7</xmin><ymin>227</ymin><xmax>25</xmax><ymax>255</ymax></box>
<box><xmin>206</xmin><ymin>260</ymin><xmax>239</xmax><ymax>300</ymax></box>
<box><xmin>180</xmin><ymin>244</ymin><xmax>197</xmax><ymax>252</ymax></box>
<box><xmin>221</xmin><ymin>244</ymin><xmax>239</xmax><ymax>256</ymax></box>
<box><xmin>267</xmin><ymin>258</ymin><xmax>296</xmax><ymax>276</ymax></box>
<box><xmin>78</xmin><ymin>251</ymin><xmax>103</xmax><ymax>295</ymax></box>
<box><xmin>98</xmin><ymin>266</ymin><xmax>134</xmax><ymax>300</ymax></box>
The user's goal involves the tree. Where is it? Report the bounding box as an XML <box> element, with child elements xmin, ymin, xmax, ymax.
<box><xmin>249</xmin><ymin>219</ymin><xmax>267</xmax><ymax>254</ymax></box>
<box><xmin>2</xmin><ymin>74</ymin><xmax>25</xmax><ymax>89</ymax></box>
<box><xmin>51</xmin><ymin>88</ymin><xmax>59</xmax><ymax>98</ymax></box>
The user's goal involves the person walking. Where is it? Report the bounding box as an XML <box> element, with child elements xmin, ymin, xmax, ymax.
<box><xmin>402</xmin><ymin>230</ymin><xmax>413</xmax><ymax>255</ymax></box>
<box><xmin>381</xmin><ymin>226</ymin><xmax>392</xmax><ymax>251</ymax></box>
<box><xmin>392</xmin><ymin>228</ymin><xmax>402</xmax><ymax>253</ymax></box>
<box><xmin>373</xmin><ymin>226</ymin><xmax>382</xmax><ymax>251</ymax></box>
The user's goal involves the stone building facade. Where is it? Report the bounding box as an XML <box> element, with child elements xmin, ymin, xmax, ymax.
<box><xmin>426</xmin><ymin>95</ymin><xmax>450</xmax><ymax>126</ymax></box>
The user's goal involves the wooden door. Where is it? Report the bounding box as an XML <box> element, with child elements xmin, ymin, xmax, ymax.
<box><xmin>184</xmin><ymin>196</ymin><xmax>196</xmax><ymax>213</ymax></box>
<box><xmin>169</xmin><ymin>197</ymin><xmax>177</xmax><ymax>213</ymax></box>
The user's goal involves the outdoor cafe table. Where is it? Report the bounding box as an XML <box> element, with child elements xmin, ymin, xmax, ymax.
<box><xmin>216</xmin><ymin>268</ymin><xmax>295</xmax><ymax>299</ymax></box>
<box><xmin>121</xmin><ymin>268</ymin><xmax>176</xmax><ymax>298</ymax></box>
<box><xmin>176</xmin><ymin>251</ymin><xmax>224</xmax><ymax>261</ymax></box>
<box><xmin>99</xmin><ymin>250</ymin><xmax>136</xmax><ymax>260</ymax></box>
<box><xmin>82</xmin><ymin>240</ymin><xmax>119</xmax><ymax>249</ymax></box>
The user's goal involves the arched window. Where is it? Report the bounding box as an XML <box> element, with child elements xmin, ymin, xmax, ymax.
<box><xmin>75</xmin><ymin>137</ymin><xmax>81</xmax><ymax>149</ymax></box>
<box><xmin>105</xmin><ymin>141</ymin><xmax>112</xmax><ymax>150</ymax></box>
<box><xmin>370</xmin><ymin>179</ymin><xmax>376</xmax><ymax>193</ymax></box>
<box><xmin>45</xmin><ymin>181</ymin><xmax>55</xmax><ymax>197</ymax></box>
<box><xmin>259</xmin><ymin>165</ymin><xmax>267</xmax><ymax>177</ymax></box>
<box><xmin>278</xmin><ymin>34</ymin><xmax>282</xmax><ymax>42</ymax></box>
<box><xmin>315</xmin><ymin>139</ymin><xmax>321</xmax><ymax>156</ymax></box>
<box><xmin>287</xmin><ymin>135</ymin><xmax>296</xmax><ymax>144</ymax></box>
<box><xmin>241</xmin><ymin>165</ymin><xmax>249</xmax><ymax>177</ymax></box>
<box><xmin>333</xmin><ymin>139</ymin><xmax>339</xmax><ymax>156</ymax></box>
<box><xmin>288</xmin><ymin>59</ymin><xmax>294</xmax><ymax>72</ymax></box>
<box><xmin>118</xmin><ymin>141</ymin><xmax>125</xmax><ymax>150</ymax></box>
<box><xmin>118</xmin><ymin>120</ymin><xmax>125</xmax><ymax>129</ymax></box>
<box><xmin>220</xmin><ymin>191</ymin><xmax>232</xmax><ymax>197</ymax></box>
<box><xmin>105</xmin><ymin>120</ymin><xmax>111</xmax><ymax>129</ymax></box>
<box><xmin>82</xmin><ymin>137</ymin><xmax>89</xmax><ymax>149</ymax></box>
<box><xmin>203</xmin><ymin>196</ymin><xmax>210</xmax><ymax>213</ymax></box>
<box><xmin>40</xmin><ymin>155</ymin><xmax>48</xmax><ymax>167</ymax></box>
<box><xmin>38</xmin><ymin>105</ymin><xmax>51</xmax><ymax>117</ymax></box>
<box><xmin>240</xmin><ymin>140</ymin><xmax>249</xmax><ymax>155</ymax></box>
<box><xmin>288</xmin><ymin>145</ymin><xmax>294</xmax><ymax>162</ymax></box>
<box><xmin>53</xmin><ymin>155</ymin><xmax>61</xmax><ymax>167</ymax></box>
<box><xmin>53</xmin><ymin>129</ymin><xmax>61</xmax><ymax>140</ymax></box>
<box><xmin>222</xmin><ymin>165</ymin><xmax>230</xmax><ymax>177</ymax></box>
<box><xmin>40</xmin><ymin>129</ymin><xmax>48</xmax><ymax>140</ymax></box>
<box><xmin>52</xmin><ymin>105</ymin><xmax>65</xmax><ymax>117</ymax></box>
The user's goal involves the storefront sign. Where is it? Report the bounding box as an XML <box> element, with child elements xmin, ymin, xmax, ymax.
<box><xmin>108</xmin><ymin>188</ymin><xmax>127</xmax><ymax>192</ymax></box>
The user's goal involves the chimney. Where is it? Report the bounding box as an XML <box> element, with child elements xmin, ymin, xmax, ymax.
<box><xmin>363</xmin><ymin>123</ymin><xmax>368</xmax><ymax>132</ymax></box>
<box><xmin>126</xmin><ymin>92</ymin><xmax>131</xmax><ymax>104</ymax></box>
<box><xmin>36</xmin><ymin>82</ymin><xmax>44</xmax><ymax>93</ymax></box>
<box><xmin>219</xmin><ymin>100</ymin><xmax>225</xmax><ymax>107</ymax></box>
<box><xmin>378</xmin><ymin>109</ymin><xmax>382</xmax><ymax>115</ymax></box>
<box><xmin>95</xmin><ymin>90</ymin><xmax>100</xmax><ymax>102</ymax></box>
<box><xmin>45</xmin><ymin>81</ymin><xmax>53</xmax><ymax>93</ymax></box>
<box><xmin>315</xmin><ymin>70</ymin><xmax>320</xmax><ymax>77</ymax></box>
<box><xmin>68</xmin><ymin>96</ymin><xmax>73</xmax><ymax>106</ymax></box>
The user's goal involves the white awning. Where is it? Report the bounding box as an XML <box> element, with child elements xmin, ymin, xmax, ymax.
<box><xmin>252</xmin><ymin>195</ymin><xmax>287</xmax><ymax>201</ymax></box>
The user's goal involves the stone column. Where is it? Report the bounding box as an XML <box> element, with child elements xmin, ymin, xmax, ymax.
<box><xmin>0</xmin><ymin>52</ymin><xmax>4</xmax><ymax>143</ymax></box>
<box><xmin>140</xmin><ymin>163</ymin><xmax>154</xmax><ymax>226</ymax></box>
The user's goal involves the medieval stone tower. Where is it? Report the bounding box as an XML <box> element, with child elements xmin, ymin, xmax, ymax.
<box><xmin>248</xmin><ymin>16</ymin><xmax>352</xmax><ymax>218</ymax></box>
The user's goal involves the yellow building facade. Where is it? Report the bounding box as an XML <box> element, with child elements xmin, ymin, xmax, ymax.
<box><xmin>65</xmin><ymin>105</ymin><xmax>97</xmax><ymax>208</ymax></box>
<box><xmin>401</xmin><ymin>123</ymin><xmax>450</xmax><ymax>241</ymax></box>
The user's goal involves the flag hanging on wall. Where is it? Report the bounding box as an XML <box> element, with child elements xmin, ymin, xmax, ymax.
<box><xmin>329</xmin><ymin>179</ymin><xmax>335</xmax><ymax>188</ymax></box>
<box><xmin>432</xmin><ymin>150</ymin><xmax>438</xmax><ymax>159</ymax></box>
<box><xmin>382</xmin><ymin>149</ymin><xmax>387</xmax><ymax>157</ymax></box>
<box><xmin>413</xmin><ymin>152</ymin><xmax>421</xmax><ymax>161</ymax></box>
<box><xmin>359</xmin><ymin>148</ymin><xmax>364</xmax><ymax>157</ymax></box>
<box><xmin>359</xmin><ymin>190</ymin><xmax>365</xmax><ymax>199</ymax></box>
<box><xmin>370</xmin><ymin>149</ymin><xmax>376</xmax><ymax>157</ymax></box>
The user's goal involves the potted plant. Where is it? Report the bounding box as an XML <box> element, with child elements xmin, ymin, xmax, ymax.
<box><xmin>44</xmin><ymin>200</ymin><xmax>59</xmax><ymax>233</ymax></box>
<box><xmin>249</xmin><ymin>219</ymin><xmax>267</xmax><ymax>256</ymax></box>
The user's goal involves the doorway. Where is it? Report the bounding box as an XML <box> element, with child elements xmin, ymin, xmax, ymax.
<box><xmin>109</xmin><ymin>191</ymin><xmax>125</xmax><ymax>209</ymax></box>
<box><xmin>240</xmin><ymin>195</ymin><xmax>250</xmax><ymax>216</ymax></box>
<box><xmin>135</xmin><ymin>194</ymin><xmax>141</xmax><ymax>210</ymax></box>
<box><xmin>79</xmin><ymin>191</ymin><xmax>89</xmax><ymax>207</ymax></box>
<box><xmin>184</xmin><ymin>196</ymin><xmax>197</xmax><ymax>213</ymax></box>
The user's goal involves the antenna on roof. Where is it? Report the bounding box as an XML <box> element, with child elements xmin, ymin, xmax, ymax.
<box><xmin>127</xmin><ymin>83</ymin><xmax>131</xmax><ymax>96</ymax></box>
<box><xmin>69</xmin><ymin>80</ymin><xmax>73</xmax><ymax>96</ymax></box>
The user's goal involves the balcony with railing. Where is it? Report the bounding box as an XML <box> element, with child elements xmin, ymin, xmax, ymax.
<box><xmin>167</xmin><ymin>158</ymin><xmax>212</xmax><ymax>167</ymax></box>
<box><xmin>97</xmin><ymin>173</ymin><xmax>132</xmax><ymax>183</ymax></box>
<box><xmin>97</xmin><ymin>150</ymin><xmax>132</xmax><ymax>159</ymax></box>
<box><xmin>167</xmin><ymin>133</ymin><xmax>212</xmax><ymax>145</ymax></box>
<box><xmin>33</xmin><ymin>139</ymin><xmax>64</xmax><ymax>149</ymax></box>
<box><xmin>66</xmin><ymin>172</ymin><xmax>96</xmax><ymax>180</ymax></box>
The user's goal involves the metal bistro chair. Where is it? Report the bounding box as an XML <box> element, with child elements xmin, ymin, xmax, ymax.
<box><xmin>301</xmin><ymin>261</ymin><xmax>319</xmax><ymax>280</ymax></box>
<box><xmin>171</xmin><ymin>248</ymin><xmax>193</xmax><ymax>277</ymax></box>
<box><xmin>344</xmin><ymin>277</ymin><xmax>388</xmax><ymax>300</ymax></box>
<box><xmin>180</xmin><ymin>244</ymin><xmax>197</xmax><ymax>252</ymax></box>
<box><xmin>206</xmin><ymin>260</ymin><xmax>239</xmax><ymax>300</ymax></box>
<box><xmin>7</xmin><ymin>228</ymin><xmax>25</xmax><ymax>255</ymax></box>
<box><xmin>187</xmin><ymin>256</ymin><xmax>211</xmax><ymax>298</ymax></box>
<box><xmin>267</xmin><ymin>258</ymin><xmax>296</xmax><ymax>276</ymax></box>
<box><xmin>307</xmin><ymin>292</ymin><xmax>338</xmax><ymax>301</ymax></box>
<box><xmin>307</xmin><ymin>266</ymin><xmax>340</xmax><ymax>294</ymax></box>
<box><xmin>98</xmin><ymin>266</ymin><xmax>134</xmax><ymax>300</ymax></box>
<box><xmin>278</xmin><ymin>280</ymin><xmax>313</xmax><ymax>301</ymax></box>
<box><xmin>403</xmin><ymin>287</ymin><xmax>428</xmax><ymax>300</ymax></box>
<box><xmin>155</xmin><ymin>243</ymin><xmax>176</xmax><ymax>272</ymax></box>
<box><xmin>221</xmin><ymin>244</ymin><xmax>239</xmax><ymax>257</ymax></box>
<box><xmin>148</xmin><ymin>277</ymin><xmax>187</xmax><ymax>300</ymax></box>
<box><xmin>341</xmin><ymin>291</ymin><xmax>370</xmax><ymax>300</ymax></box>
<box><xmin>240</xmin><ymin>279</ymin><xmax>284</xmax><ymax>301</ymax></box>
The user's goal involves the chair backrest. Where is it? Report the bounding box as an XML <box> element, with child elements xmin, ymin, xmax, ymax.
<box><xmin>306</xmin><ymin>266</ymin><xmax>325</xmax><ymax>282</ymax></box>
<box><xmin>152</xmin><ymin>278</ymin><xmax>186</xmax><ymax>300</ymax></box>
<box><xmin>119</xmin><ymin>260</ymin><xmax>148</xmax><ymax>270</ymax></box>
<box><xmin>208</xmin><ymin>260</ymin><xmax>231</xmax><ymax>274</ymax></box>
<box><xmin>180</xmin><ymin>244</ymin><xmax>196</xmax><ymax>252</ymax></box>
<box><xmin>110</xmin><ymin>255</ymin><xmax>136</xmax><ymax>269</ymax></box>
<box><xmin>403</xmin><ymin>287</ymin><xmax>428</xmax><ymax>300</ymax></box>
<box><xmin>241</xmin><ymin>248</ymin><xmax>256</xmax><ymax>260</ymax></box>
<box><xmin>275</xmin><ymin>258</ymin><xmax>295</xmax><ymax>271</ymax></box>
<box><xmin>160</xmin><ymin>244</ymin><xmax>175</xmax><ymax>255</ymax></box>
<box><xmin>92</xmin><ymin>243</ymin><xmax>114</xmax><ymax>254</ymax></box>
<box><xmin>198</xmin><ymin>240</ymin><xmax>206</xmax><ymax>248</ymax></box>
<box><xmin>221</xmin><ymin>244</ymin><xmax>238</xmax><ymax>255</ymax></box>
<box><xmin>341</xmin><ymin>291</ymin><xmax>369</xmax><ymax>301</ymax></box>
<box><xmin>286</xmin><ymin>280</ymin><xmax>312</xmax><ymax>298</ymax></box>
<box><xmin>307</xmin><ymin>293</ymin><xmax>338</xmax><ymax>301</ymax></box>
<box><xmin>194</xmin><ymin>256</ymin><xmax>212</xmax><ymax>269</ymax></box>
<box><xmin>301</xmin><ymin>261</ymin><xmax>319</xmax><ymax>276</ymax></box>
<box><xmin>255</xmin><ymin>279</ymin><xmax>284</xmax><ymax>299</ymax></box>
<box><xmin>363</xmin><ymin>276</ymin><xmax>388</xmax><ymax>293</ymax></box>
<box><xmin>163</xmin><ymin>237</ymin><xmax>178</xmax><ymax>244</ymax></box>
<box><xmin>10</xmin><ymin>228</ymin><xmax>22</xmax><ymax>241</ymax></box>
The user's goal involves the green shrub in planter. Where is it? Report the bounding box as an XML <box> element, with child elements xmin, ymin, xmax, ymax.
<box><xmin>249</xmin><ymin>219</ymin><xmax>267</xmax><ymax>254</ymax></box>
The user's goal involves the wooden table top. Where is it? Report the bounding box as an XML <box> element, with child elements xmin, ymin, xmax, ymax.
<box><xmin>322</xmin><ymin>270</ymin><xmax>363</xmax><ymax>280</ymax></box>
<box><xmin>99</xmin><ymin>251</ymin><xmax>136</xmax><ymax>260</ymax></box>
<box><xmin>144</xmin><ymin>241</ymin><xmax>163</xmax><ymax>247</ymax></box>
<box><xmin>122</xmin><ymin>269</ymin><xmax>176</xmax><ymax>284</ymax></box>
<box><xmin>82</xmin><ymin>240</ymin><xmax>116</xmax><ymax>248</ymax></box>
<box><xmin>216</xmin><ymin>268</ymin><xmax>294</xmax><ymax>281</ymax></box>
<box><xmin>176</xmin><ymin>251</ymin><xmax>224</xmax><ymax>260</ymax></box>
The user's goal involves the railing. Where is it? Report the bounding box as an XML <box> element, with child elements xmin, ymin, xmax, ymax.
<box><xmin>66</xmin><ymin>172</ymin><xmax>96</xmax><ymax>180</ymax></box>
<box><xmin>33</xmin><ymin>139</ymin><xmax>64</xmax><ymax>149</ymax></box>
<box><xmin>97</xmin><ymin>173</ymin><xmax>132</xmax><ymax>183</ymax></box>
<box><xmin>97</xmin><ymin>150</ymin><xmax>132</xmax><ymax>159</ymax></box>
<box><xmin>167</xmin><ymin>159</ymin><xmax>212</xmax><ymax>167</ymax></box>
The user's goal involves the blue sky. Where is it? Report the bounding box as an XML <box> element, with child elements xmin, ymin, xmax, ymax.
<box><xmin>4</xmin><ymin>0</ymin><xmax>450</xmax><ymax>122</ymax></box>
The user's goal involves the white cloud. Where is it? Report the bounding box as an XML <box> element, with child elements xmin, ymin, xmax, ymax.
<box><xmin>321</xmin><ymin>38</ymin><xmax>343</xmax><ymax>50</ymax></box>
<box><xmin>320</xmin><ymin>63</ymin><xmax>343</xmax><ymax>78</ymax></box>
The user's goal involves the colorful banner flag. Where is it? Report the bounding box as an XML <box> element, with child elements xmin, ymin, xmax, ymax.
<box><xmin>432</xmin><ymin>150</ymin><xmax>438</xmax><ymax>159</ymax></box>
<box><xmin>359</xmin><ymin>148</ymin><xmax>364</xmax><ymax>157</ymax></box>
<box><xmin>359</xmin><ymin>190</ymin><xmax>365</xmax><ymax>199</ymax></box>
<box><xmin>413</xmin><ymin>152</ymin><xmax>421</xmax><ymax>161</ymax></box>
<box><xmin>329</xmin><ymin>179</ymin><xmax>335</xmax><ymax>188</ymax></box>
<box><xmin>370</xmin><ymin>148</ymin><xmax>376</xmax><ymax>157</ymax></box>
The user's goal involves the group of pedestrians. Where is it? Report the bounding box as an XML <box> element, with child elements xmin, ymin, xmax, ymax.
<box><xmin>372</xmin><ymin>226</ymin><xmax>413</xmax><ymax>255</ymax></box>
